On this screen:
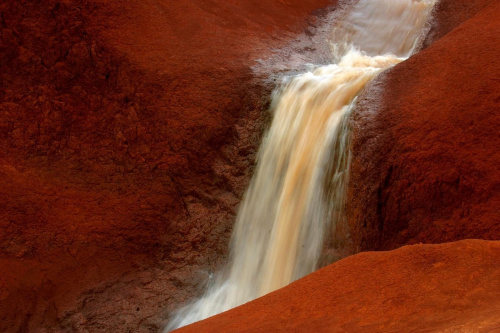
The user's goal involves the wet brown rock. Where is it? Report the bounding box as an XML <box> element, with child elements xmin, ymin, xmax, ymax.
<box><xmin>345</xmin><ymin>0</ymin><xmax>500</xmax><ymax>252</ymax></box>
<box><xmin>174</xmin><ymin>240</ymin><xmax>500</xmax><ymax>332</ymax></box>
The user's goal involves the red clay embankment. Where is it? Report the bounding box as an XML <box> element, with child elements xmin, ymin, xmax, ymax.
<box><xmin>174</xmin><ymin>239</ymin><xmax>500</xmax><ymax>332</ymax></box>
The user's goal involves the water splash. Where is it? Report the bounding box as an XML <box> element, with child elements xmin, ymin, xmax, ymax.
<box><xmin>167</xmin><ymin>0</ymin><xmax>436</xmax><ymax>330</ymax></box>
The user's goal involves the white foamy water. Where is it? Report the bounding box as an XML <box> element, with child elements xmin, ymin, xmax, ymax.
<box><xmin>167</xmin><ymin>0</ymin><xmax>436</xmax><ymax>330</ymax></box>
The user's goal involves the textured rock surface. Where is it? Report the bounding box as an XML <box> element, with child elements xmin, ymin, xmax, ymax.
<box><xmin>344</xmin><ymin>0</ymin><xmax>500</xmax><ymax>253</ymax></box>
<box><xmin>0</xmin><ymin>0</ymin><xmax>335</xmax><ymax>331</ymax></box>
<box><xmin>422</xmin><ymin>0</ymin><xmax>495</xmax><ymax>47</ymax></box>
<box><xmin>174</xmin><ymin>239</ymin><xmax>500</xmax><ymax>332</ymax></box>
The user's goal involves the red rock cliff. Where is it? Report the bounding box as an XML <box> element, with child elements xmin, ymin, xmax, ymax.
<box><xmin>0</xmin><ymin>0</ymin><xmax>333</xmax><ymax>331</ymax></box>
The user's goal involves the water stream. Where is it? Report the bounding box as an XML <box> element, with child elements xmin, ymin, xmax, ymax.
<box><xmin>167</xmin><ymin>0</ymin><xmax>436</xmax><ymax>330</ymax></box>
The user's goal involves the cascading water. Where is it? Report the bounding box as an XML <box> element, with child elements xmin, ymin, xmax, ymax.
<box><xmin>167</xmin><ymin>0</ymin><xmax>436</xmax><ymax>330</ymax></box>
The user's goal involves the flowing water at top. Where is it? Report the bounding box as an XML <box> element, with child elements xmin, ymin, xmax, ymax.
<box><xmin>167</xmin><ymin>0</ymin><xmax>436</xmax><ymax>330</ymax></box>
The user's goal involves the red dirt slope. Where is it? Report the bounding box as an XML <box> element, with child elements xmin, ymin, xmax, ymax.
<box><xmin>174</xmin><ymin>239</ymin><xmax>500</xmax><ymax>332</ymax></box>
<box><xmin>345</xmin><ymin>0</ymin><xmax>500</xmax><ymax>252</ymax></box>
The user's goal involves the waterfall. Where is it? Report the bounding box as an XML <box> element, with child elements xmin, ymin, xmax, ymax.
<box><xmin>167</xmin><ymin>0</ymin><xmax>436</xmax><ymax>330</ymax></box>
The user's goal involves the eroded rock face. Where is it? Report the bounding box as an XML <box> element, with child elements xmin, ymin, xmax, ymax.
<box><xmin>174</xmin><ymin>239</ymin><xmax>500</xmax><ymax>332</ymax></box>
<box><xmin>345</xmin><ymin>0</ymin><xmax>500</xmax><ymax>252</ymax></box>
<box><xmin>0</xmin><ymin>0</ymin><xmax>334</xmax><ymax>331</ymax></box>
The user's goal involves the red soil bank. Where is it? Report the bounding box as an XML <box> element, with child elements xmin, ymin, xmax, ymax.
<box><xmin>346</xmin><ymin>0</ymin><xmax>500</xmax><ymax>252</ymax></box>
<box><xmin>0</xmin><ymin>0</ymin><xmax>333</xmax><ymax>331</ymax></box>
<box><xmin>174</xmin><ymin>239</ymin><xmax>500</xmax><ymax>332</ymax></box>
